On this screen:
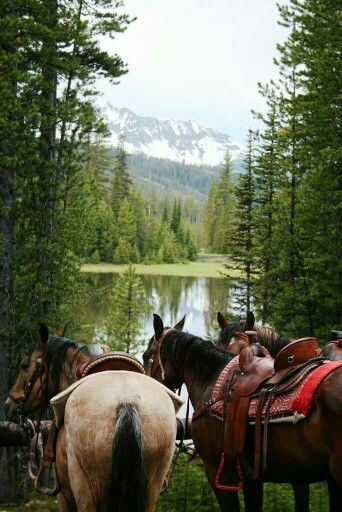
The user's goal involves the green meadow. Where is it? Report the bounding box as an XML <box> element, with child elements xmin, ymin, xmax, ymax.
<box><xmin>80</xmin><ymin>255</ymin><xmax>241</xmax><ymax>280</ymax></box>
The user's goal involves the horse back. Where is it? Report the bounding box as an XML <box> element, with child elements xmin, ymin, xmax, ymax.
<box><xmin>61</xmin><ymin>371</ymin><xmax>178</xmax><ymax>510</ymax></box>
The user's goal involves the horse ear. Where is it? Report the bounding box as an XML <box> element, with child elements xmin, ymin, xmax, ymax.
<box><xmin>153</xmin><ymin>314</ymin><xmax>164</xmax><ymax>340</ymax></box>
<box><xmin>58</xmin><ymin>322</ymin><xmax>69</xmax><ymax>337</ymax></box>
<box><xmin>38</xmin><ymin>323</ymin><xmax>49</xmax><ymax>348</ymax></box>
<box><xmin>174</xmin><ymin>315</ymin><xmax>185</xmax><ymax>331</ymax></box>
<box><xmin>217</xmin><ymin>312</ymin><xmax>228</xmax><ymax>329</ymax></box>
<box><xmin>245</xmin><ymin>311</ymin><xmax>255</xmax><ymax>330</ymax></box>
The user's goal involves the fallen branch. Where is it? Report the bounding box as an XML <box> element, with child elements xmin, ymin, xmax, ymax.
<box><xmin>0</xmin><ymin>421</ymin><xmax>51</xmax><ymax>447</ymax></box>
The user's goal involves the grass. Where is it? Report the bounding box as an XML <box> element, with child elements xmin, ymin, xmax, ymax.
<box><xmin>81</xmin><ymin>255</ymin><xmax>241</xmax><ymax>279</ymax></box>
<box><xmin>1</xmin><ymin>469</ymin><xmax>328</xmax><ymax>512</ymax></box>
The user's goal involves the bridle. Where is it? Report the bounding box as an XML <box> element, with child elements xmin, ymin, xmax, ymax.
<box><xmin>18</xmin><ymin>357</ymin><xmax>48</xmax><ymax>414</ymax></box>
<box><xmin>145</xmin><ymin>328</ymin><xmax>174</xmax><ymax>381</ymax></box>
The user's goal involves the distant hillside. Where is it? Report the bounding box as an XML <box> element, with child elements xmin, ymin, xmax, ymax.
<box><xmin>127</xmin><ymin>153</ymin><xmax>220</xmax><ymax>202</ymax></box>
<box><xmin>104</xmin><ymin>151</ymin><xmax>242</xmax><ymax>225</ymax></box>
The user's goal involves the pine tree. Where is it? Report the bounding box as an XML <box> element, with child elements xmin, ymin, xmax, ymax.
<box><xmin>203</xmin><ymin>184</ymin><xmax>219</xmax><ymax>251</ymax></box>
<box><xmin>252</xmin><ymin>85</ymin><xmax>283</xmax><ymax>323</ymax></box>
<box><xmin>113</xmin><ymin>198</ymin><xmax>139</xmax><ymax>263</ymax></box>
<box><xmin>157</xmin><ymin>229</ymin><xmax>184</xmax><ymax>264</ymax></box>
<box><xmin>226</xmin><ymin>130</ymin><xmax>257</xmax><ymax>314</ymax></box>
<box><xmin>86</xmin><ymin>137</ymin><xmax>112</xmax><ymax>199</ymax></box>
<box><xmin>0</xmin><ymin>1</ymin><xmax>27</xmax><ymax>501</ymax></box>
<box><xmin>0</xmin><ymin>0</ymin><xmax>134</xmax><ymax>501</ymax></box>
<box><xmin>276</xmin><ymin>0</ymin><xmax>342</xmax><ymax>334</ymax></box>
<box><xmin>203</xmin><ymin>153</ymin><xmax>235</xmax><ymax>254</ymax></box>
<box><xmin>111</xmin><ymin>134</ymin><xmax>132</xmax><ymax>220</ymax></box>
<box><xmin>107</xmin><ymin>264</ymin><xmax>150</xmax><ymax>353</ymax></box>
<box><xmin>130</xmin><ymin>190</ymin><xmax>148</xmax><ymax>260</ymax></box>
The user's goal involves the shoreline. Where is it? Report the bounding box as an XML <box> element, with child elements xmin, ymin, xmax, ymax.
<box><xmin>80</xmin><ymin>260</ymin><xmax>240</xmax><ymax>279</ymax></box>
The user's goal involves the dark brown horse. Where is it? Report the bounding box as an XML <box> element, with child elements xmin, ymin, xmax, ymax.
<box><xmin>144</xmin><ymin>314</ymin><xmax>342</xmax><ymax>512</ymax></box>
<box><xmin>322</xmin><ymin>331</ymin><xmax>342</xmax><ymax>360</ymax></box>
<box><xmin>216</xmin><ymin>311</ymin><xmax>312</xmax><ymax>512</ymax></box>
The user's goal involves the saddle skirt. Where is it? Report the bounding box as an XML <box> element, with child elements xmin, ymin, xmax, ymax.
<box><xmin>210</xmin><ymin>354</ymin><xmax>335</xmax><ymax>423</ymax></box>
<box><xmin>51</xmin><ymin>369</ymin><xmax>184</xmax><ymax>427</ymax></box>
<box><xmin>194</xmin><ymin>340</ymin><xmax>341</xmax><ymax>491</ymax></box>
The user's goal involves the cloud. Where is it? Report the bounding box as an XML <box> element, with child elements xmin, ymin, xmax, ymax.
<box><xmin>97</xmin><ymin>0</ymin><xmax>289</xmax><ymax>140</ymax></box>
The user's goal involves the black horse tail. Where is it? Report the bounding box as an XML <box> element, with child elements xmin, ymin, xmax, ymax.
<box><xmin>108</xmin><ymin>402</ymin><xmax>147</xmax><ymax>512</ymax></box>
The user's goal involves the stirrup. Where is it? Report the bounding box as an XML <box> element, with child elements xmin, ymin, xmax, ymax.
<box><xmin>34</xmin><ymin>462</ymin><xmax>60</xmax><ymax>496</ymax></box>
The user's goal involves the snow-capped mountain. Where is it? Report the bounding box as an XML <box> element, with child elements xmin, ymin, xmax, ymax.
<box><xmin>100</xmin><ymin>101</ymin><xmax>243</xmax><ymax>167</ymax></box>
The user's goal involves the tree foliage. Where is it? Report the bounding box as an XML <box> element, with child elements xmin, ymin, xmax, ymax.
<box><xmin>226</xmin><ymin>0</ymin><xmax>341</xmax><ymax>336</ymax></box>
<box><xmin>106</xmin><ymin>264</ymin><xmax>150</xmax><ymax>353</ymax></box>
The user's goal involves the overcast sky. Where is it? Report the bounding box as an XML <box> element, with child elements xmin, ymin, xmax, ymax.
<box><xmin>98</xmin><ymin>0</ymin><xmax>288</xmax><ymax>142</ymax></box>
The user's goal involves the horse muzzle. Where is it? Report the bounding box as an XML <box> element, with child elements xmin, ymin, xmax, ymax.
<box><xmin>4</xmin><ymin>397</ymin><xmax>21</xmax><ymax>421</ymax></box>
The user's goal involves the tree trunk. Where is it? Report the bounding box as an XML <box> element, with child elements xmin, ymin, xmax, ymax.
<box><xmin>0</xmin><ymin>118</ymin><xmax>22</xmax><ymax>505</ymax></box>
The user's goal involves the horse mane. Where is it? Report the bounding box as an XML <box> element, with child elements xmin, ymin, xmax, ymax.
<box><xmin>254</xmin><ymin>325</ymin><xmax>291</xmax><ymax>358</ymax></box>
<box><xmin>45</xmin><ymin>336</ymin><xmax>92</xmax><ymax>392</ymax></box>
<box><xmin>218</xmin><ymin>320</ymin><xmax>244</xmax><ymax>347</ymax></box>
<box><xmin>163</xmin><ymin>330</ymin><xmax>232</xmax><ymax>386</ymax></box>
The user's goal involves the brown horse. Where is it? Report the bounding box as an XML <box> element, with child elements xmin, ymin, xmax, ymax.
<box><xmin>217</xmin><ymin>311</ymin><xmax>342</xmax><ymax>362</ymax></box>
<box><xmin>5</xmin><ymin>325</ymin><xmax>180</xmax><ymax>512</ymax></box>
<box><xmin>144</xmin><ymin>314</ymin><xmax>342</xmax><ymax>512</ymax></box>
<box><xmin>216</xmin><ymin>312</ymin><xmax>342</xmax><ymax>510</ymax></box>
<box><xmin>322</xmin><ymin>331</ymin><xmax>342</xmax><ymax>361</ymax></box>
<box><xmin>216</xmin><ymin>311</ymin><xmax>293</xmax><ymax>357</ymax></box>
<box><xmin>216</xmin><ymin>312</ymin><xmax>313</xmax><ymax>512</ymax></box>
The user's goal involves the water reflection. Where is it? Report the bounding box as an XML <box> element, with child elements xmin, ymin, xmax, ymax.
<box><xmin>79</xmin><ymin>273</ymin><xmax>235</xmax><ymax>344</ymax></box>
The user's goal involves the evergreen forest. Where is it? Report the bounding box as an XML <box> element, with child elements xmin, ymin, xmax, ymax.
<box><xmin>204</xmin><ymin>0</ymin><xmax>341</xmax><ymax>338</ymax></box>
<box><xmin>0</xmin><ymin>0</ymin><xmax>340</xmax><ymax>508</ymax></box>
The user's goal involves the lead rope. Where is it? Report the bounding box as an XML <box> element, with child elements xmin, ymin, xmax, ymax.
<box><xmin>27</xmin><ymin>419</ymin><xmax>43</xmax><ymax>480</ymax></box>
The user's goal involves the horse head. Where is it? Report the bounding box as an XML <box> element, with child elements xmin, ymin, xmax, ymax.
<box><xmin>216</xmin><ymin>311</ymin><xmax>255</xmax><ymax>352</ymax></box>
<box><xmin>4</xmin><ymin>322</ymin><xmax>88</xmax><ymax>421</ymax></box>
<box><xmin>4</xmin><ymin>324</ymin><xmax>50</xmax><ymax>420</ymax></box>
<box><xmin>143</xmin><ymin>313</ymin><xmax>185</xmax><ymax>389</ymax></box>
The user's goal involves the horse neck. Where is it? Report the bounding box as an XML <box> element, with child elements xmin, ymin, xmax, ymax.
<box><xmin>166</xmin><ymin>331</ymin><xmax>230</xmax><ymax>409</ymax></box>
<box><xmin>56</xmin><ymin>346</ymin><xmax>91</xmax><ymax>393</ymax></box>
<box><xmin>255</xmin><ymin>326</ymin><xmax>291</xmax><ymax>358</ymax></box>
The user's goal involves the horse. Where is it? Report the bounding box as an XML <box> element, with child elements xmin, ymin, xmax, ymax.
<box><xmin>4</xmin><ymin>324</ymin><xmax>179</xmax><ymax>512</ymax></box>
<box><xmin>217</xmin><ymin>311</ymin><xmax>342</xmax><ymax>362</ymax></box>
<box><xmin>216</xmin><ymin>311</ymin><xmax>312</xmax><ymax>512</ymax></box>
<box><xmin>322</xmin><ymin>331</ymin><xmax>342</xmax><ymax>361</ymax></box>
<box><xmin>143</xmin><ymin>314</ymin><xmax>342</xmax><ymax>512</ymax></box>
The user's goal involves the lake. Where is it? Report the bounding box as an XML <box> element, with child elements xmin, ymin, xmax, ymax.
<box><xmin>80</xmin><ymin>272</ymin><xmax>238</xmax><ymax>348</ymax></box>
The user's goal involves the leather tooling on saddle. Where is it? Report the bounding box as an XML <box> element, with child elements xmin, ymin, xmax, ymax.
<box><xmin>193</xmin><ymin>337</ymin><xmax>329</xmax><ymax>491</ymax></box>
<box><xmin>75</xmin><ymin>351</ymin><xmax>145</xmax><ymax>379</ymax></box>
<box><xmin>212</xmin><ymin>338</ymin><xmax>322</xmax><ymax>423</ymax></box>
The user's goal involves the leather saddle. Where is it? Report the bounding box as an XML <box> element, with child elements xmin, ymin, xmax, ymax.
<box><xmin>218</xmin><ymin>337</ymin><xmax>322</xmax><ymax>490</ymax></box>
<box><xmin>76</xmin><ymin>352</ymin><xmax>145</xmax><ymax>380</ymax></box>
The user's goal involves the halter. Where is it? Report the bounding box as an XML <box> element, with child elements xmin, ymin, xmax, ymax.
<box><xmin>20</xmin><ymin>357</ymin><xmax>48</xmax><ymax>410</ymax></box>
<box><xmin>145</xmin><ymin>328</ymin><xmax>174</xmax><ymax>381</ymax></box>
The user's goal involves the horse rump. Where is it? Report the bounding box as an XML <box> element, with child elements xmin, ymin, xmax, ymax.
<box><xmin>109</xmin><ymin>402</ymin><xmax>147</xmax><ymax>512</ymax></box>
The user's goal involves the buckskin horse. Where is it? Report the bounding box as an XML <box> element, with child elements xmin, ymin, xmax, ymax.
<box><xmin>143</xmin><ymin>314</ymin><xmax>342</xmax><ymax>512</ymax></box>
<box><xmin>5</xmin><ymin>324</ymin><xmax>181</xmax><ymax>512</ymax></box>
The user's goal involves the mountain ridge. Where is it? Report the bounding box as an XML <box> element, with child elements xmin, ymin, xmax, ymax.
<box><xmin>100</xmin><ymin>101</ymin><xmax>244</xmax><ymax>167</ymax></box>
